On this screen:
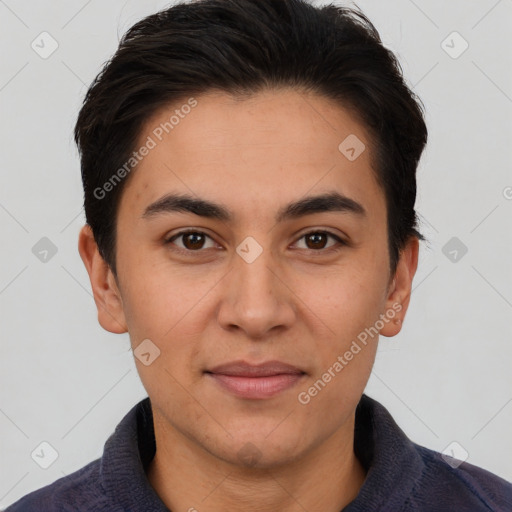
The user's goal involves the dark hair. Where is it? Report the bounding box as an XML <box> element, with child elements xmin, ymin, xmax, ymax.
<box><xmin>75</xmin><ymin>0</ymin><xmax>427</xmax><ymax>276</ymax></box>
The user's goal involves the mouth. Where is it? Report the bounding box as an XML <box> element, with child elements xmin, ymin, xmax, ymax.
<box><xmin>204</xmin><ymin>360</ymin><xmax>306</xmax><ymax>400</ymax></box>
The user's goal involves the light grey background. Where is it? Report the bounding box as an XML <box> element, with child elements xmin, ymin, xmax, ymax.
<box><xmin>1</xmin><ymin>0</ymin><xmax>511</xmax><ymax>508</ymax></box>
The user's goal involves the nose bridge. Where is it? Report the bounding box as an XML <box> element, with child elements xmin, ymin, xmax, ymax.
<box><xmin>234</xmin><ymin>236</ymin><xmax>279</xmax><ymax>310</ymax></box>
<box><xmin>238</xmin><ymin>248</ymin><xmax>275</xmax><ymax>298</ymax></box>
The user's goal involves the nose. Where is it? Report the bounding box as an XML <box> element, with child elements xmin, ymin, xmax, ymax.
<box><xmin>216</xmin><ymin>242</ymin><xmax>296</xmax><ymax>339</ymax></box>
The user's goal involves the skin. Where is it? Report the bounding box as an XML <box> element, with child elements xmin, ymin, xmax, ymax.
<box><xmin>79</xmin><ymin>89</ymin><xmax>418</xmax><ymax>512</ymax></box>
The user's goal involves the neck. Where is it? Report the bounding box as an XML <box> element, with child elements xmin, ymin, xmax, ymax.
<box><xmin>147</xmin><ymin>410</ymin><xmax>367</xmax><ymax>512</ymax></box>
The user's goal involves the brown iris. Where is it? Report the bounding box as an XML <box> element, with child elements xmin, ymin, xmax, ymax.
<box><xmin>304</xmin><ymin>232</ymin><xmax>329</xmax><ymax>250</ymax></box>
<box><xmin>182</xmin><ymin>232</ymin><xmax>206</xmax><ymax>250</ymax></box>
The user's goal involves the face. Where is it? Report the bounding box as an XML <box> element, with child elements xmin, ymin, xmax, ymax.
<box><xmin>80</xmin><ymin>89</ymin><xmax>417</xmax><ymax>468</ymax></box>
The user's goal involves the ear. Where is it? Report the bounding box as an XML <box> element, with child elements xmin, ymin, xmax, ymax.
<box><xmin>78</xmin><ymin>224</ymin><xmax>128</xmax><ymax>334</ymax></box>
<box><xmin>380</xmin><ymin>236</ymin><xmax>419</xmax><ymax>337</ymax></box>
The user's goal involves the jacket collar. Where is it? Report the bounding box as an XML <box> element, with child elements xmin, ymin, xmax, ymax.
<box><xmin>99</xmin><ymin>394</ymin><xmax>424</xmax><ymax>511</ymax></box>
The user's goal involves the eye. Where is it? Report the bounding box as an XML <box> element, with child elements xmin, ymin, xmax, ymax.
<box><xmin>164</xmin><ymin>229</ymin><xmax>346</xmax><ymax>255</ymax></box>
<box><xmin>293</xmin><ymin>230</ymin><xmax>345</xmax><ymax>252</ymax></box>
<box><xmin>165</xmin><ymin>230</ymin><xmax>218</xmax><ymax>252</ymax></box>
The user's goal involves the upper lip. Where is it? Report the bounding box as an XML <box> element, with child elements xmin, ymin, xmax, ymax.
<box><xmin>206</xmin><ymin>360</ymin><xmax>305</xmax><ymax>377</ymax></box>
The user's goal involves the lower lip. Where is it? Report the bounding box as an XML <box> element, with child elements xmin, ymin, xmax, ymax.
<box><xmin>206</xmin><ymin>373</ymin><xmax>304</xmax><ymax>399</ymax></box>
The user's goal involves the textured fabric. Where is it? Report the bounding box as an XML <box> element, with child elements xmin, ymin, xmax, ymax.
<box><xmin>5</xmin><ymin>394</ymin><xmax>512</xmax><ymax>511</ymax></box>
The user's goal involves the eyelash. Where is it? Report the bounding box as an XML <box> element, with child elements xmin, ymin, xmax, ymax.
<box><xmin>164</xmin><ymin>229</ymin><xmax>346</xmax><ymax>256</ymax></box>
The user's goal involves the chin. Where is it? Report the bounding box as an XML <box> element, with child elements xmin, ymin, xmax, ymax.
<box><xmin>205</xmin><ymin>429</ymin><xmax>306</xmax><ymax>470</ymax></box>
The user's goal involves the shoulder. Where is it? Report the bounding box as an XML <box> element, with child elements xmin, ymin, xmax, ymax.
<box><xmin>408</xmin><ymin>443</ymin><xmax>512</xmax><ymax>511</ymax></box>
<box><xmin>3</xmin><ymin>459</ymin><xmax>120</xmax><ymax>512</ymax></box>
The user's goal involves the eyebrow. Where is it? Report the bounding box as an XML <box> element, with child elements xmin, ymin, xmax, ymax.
<box><xmin>141</xmin><ymin>191</ymin><xmax>366</xmax><ymax>223</ymax></box>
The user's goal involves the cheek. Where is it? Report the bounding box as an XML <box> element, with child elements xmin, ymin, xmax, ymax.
<box><xmin>294</xmin><ymin>280</ymin><xmax>382</xmax><ymax>427</ymax></box>
<box><xmin>293</xmin><ymin>262</ymin><xmax>387</xmax><ymax>335</ymax></box>
<box><xmin>119</xmin><ymin>255</ymin><xmax>209</xmax><ymax>340</ymax></box>
<box><xmin>289</xmin><ymin>262</ymin><xmax>386</xmax><ymax>401</ymax></box>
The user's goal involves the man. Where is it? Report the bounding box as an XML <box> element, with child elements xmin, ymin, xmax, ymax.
<box><xmin>6</xmin><ymin>0</ymin><xmax>512</xmax><ymax>510</ymax></box>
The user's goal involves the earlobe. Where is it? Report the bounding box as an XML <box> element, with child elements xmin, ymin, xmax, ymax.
<box><xmin>78</xmin><ymin>224</ymin><xmax>128</xmax><ymax>334</ymax></box>
<box><xmin>380</xmin><ymin>236</ymin><xmax>419</xmax><ymax>338</ymax></box>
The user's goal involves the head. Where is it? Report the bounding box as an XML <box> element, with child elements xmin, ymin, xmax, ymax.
<box><xmin>77</xmin><ymin>0</ymin><xmax>426</xmax><ymax>469</ymax></box>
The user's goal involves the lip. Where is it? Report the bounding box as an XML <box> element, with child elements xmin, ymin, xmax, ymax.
<box><xmin>205</xmin><ymin>360</ymin><xmax>306</xmax><ymax>399</ymax></box>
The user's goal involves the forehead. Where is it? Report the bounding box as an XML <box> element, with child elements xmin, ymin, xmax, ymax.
<box><xmin>120</xmin><ymin>89</ymin><xmax>384</xmax><ymax>224</ymax></box>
